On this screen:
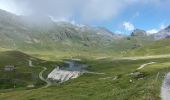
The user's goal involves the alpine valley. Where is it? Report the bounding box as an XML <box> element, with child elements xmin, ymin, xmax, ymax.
<box><xmin>0</xmin><ymin>9</ymin><xmax>170</xmax><ymax>100</ymax></box>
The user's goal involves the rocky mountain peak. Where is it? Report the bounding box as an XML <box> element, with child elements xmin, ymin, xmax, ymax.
<box><xmin>131</xmin><ymin>29</ymin><xmax>147</xmax><ymax>37</ymax></box>
<box><xmin>161</xmin><ymin>25</ymin><xmax>170</xmax><ymax>32</ymax></box>
<box><xmin>154</xmin><ymin>25</ymin><xmax>170</xmax><ymax>40</ymax></box>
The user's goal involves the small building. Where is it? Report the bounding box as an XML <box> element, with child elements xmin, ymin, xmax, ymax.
<box><xmin>4</xmin><ymin>65</ymin><xmax>16</xmax><ymax>71</ymax></box>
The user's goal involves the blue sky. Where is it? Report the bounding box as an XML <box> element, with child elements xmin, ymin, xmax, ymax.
<box><xmin>90</xmin><ymin>1</ymin><xmax>170</xmax><ymax>35</ymax></box>
<box><xmin>0</xmin><ymin>0</ymin><xmax>170</xmax><ymax>35</ymax></box>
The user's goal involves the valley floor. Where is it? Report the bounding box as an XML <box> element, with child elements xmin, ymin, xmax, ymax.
<box><xmin>0</xmin><ymin>55</ymin><xmax>170</xmax><ymax>100</ymax></box>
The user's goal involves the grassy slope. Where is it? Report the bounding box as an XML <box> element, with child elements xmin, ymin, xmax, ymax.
<box><xmin>0</xmin><ymin>57</ymin><xmax>170</xmax><ymax>100</ymax></box>
<box><xmin>21</xmin><ymin>35</ymin><xmax>155</xmax><ymax>61</ymax></box>
<box><xmin>0</xmin><ymin>50</ymin><xmax>46</xmax><ymax>89</ymax></box>
<box><xmin>0</xmin><ymin>36</ymin><xmax>168</xmax><ymax>100</ymax></box>
<box><xmin>127</xmin><ymin>38</ymin><xmax>170</xmax><ymax>56</ymax></box>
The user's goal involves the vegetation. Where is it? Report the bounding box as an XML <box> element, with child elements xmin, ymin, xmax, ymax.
<box><xmin>0</xmin><ymin>50</ymin><xmax>59</xmax><ymax>90</ymax></box>
<box><xmin>0</xmin><ymin>8</ymin><xmax>170</xmax><ymax>100</ymax></box>
<box><xmin>128</xmin><ymin>38</ymin><xmax>170</xmax><ymax>56</ymax></box>
<box><xmin>0</xmin><ymin>57</ymin><xmax>170</xmax><ymax>100</ymax></box>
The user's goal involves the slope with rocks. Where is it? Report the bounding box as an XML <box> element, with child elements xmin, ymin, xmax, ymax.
<box><xmin>127</xmin><ymin>38</ymin><xmax>170</xmax><ymax>56</ymax></box>
<box><xmin>0</xmin><ymin>9</ymin><xmax>125</xmax><ymax>53</ymax></box>
<box><xmin>131</xmin><ymin>29</ymin><xmax>147</xmax><ymax>37</ymax></box>
<box><xmin>154</xmin><ymin>25</ymin><xmax>170</xmax><ymax>40</ymax></box>
<box><xmin>0</xmin><ymin>9</ymin><xmax>156</xmax><ymax>56</ymax></box>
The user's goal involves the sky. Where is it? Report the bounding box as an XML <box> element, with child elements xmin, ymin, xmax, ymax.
<box><xmin>0</xmin><ymin>0</ymin><xmax>170</xmax><ymax>35</ymax></box>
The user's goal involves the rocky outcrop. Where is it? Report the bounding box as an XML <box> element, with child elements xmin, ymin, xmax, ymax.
<box><xmin>154</xmin><ymin>25</ymin><xmax>170</xmax><ymax>40</ymax></box>
<box><xmin>131</xmin><ymin>29</ymin><xmax>147</xmax><ymax>37</ymax></box>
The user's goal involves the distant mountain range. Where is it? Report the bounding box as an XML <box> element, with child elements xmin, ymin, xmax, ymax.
<box><xmin>131</xmin><ymin>29</ymin><xmax>147</xmax><ymax>37</ymax></box>
<box><xmin>0</xmin><ymin>9</ymin><xmax>122</xmax><ymax>51</ymax></box>
<box><xmin>0</xmin><ymin>9</ymin><xmax>170</xmax><ymax>54</ymax></box>
<box><xmin>154</xmin><ymin>25</ymin><xmax>170</xmax><ymax>40</ymax></box>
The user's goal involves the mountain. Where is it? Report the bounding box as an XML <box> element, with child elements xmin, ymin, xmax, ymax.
<box><xmin>127</xmin><ymin>38</ymin><xmax>170</xmax><ymax>56</ymax></box>
<box><xmin>131</xmin><ymin>29</ymin><xmax>147</xmax><ymax>37</ymax></box>
<box><xmin>154</xmin><ymin>25</ymin><xmax>170</xmax><ymax>40</ymax></box>
<box><xmin>0</xmin><ymin>9</ymin><xmax>122</xmax><ymax>52</ymax></box>
<box><xmin>0</xmin><ymin>9</ymin><xmax>133</xmax><ymax>56</ymax></box>
<box><xmin>1</xmin><ymin>9</ymin><xmax>170</xmax><ymax>100</ymax></box>
<box><xmin>0</xmin><ymin>9</ymin><xmax>157</xmax><ymax>56</ymax></box>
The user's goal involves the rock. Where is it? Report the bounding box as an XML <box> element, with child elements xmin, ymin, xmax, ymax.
<box><xmin>99</xmin><ymin>77</ymin><xmax>112</xmax><ymax>80</ymax></box>
<box><xmin>154</xmin><ymin>25</ymin><xmax>170</xmax><ymax>40</ymax></box>
<box><xmin>131</xmin><ymin>29</ymin><xmax>147</xmax><ymax>37</ymax></box>
<box><xmin>129</xmin><ymin>79</ymin><xmax>133</xmax><ymax>83</ymax></box>
<box><xmin>130</xmin><ymin>71</ymin><xmax>145</xmax><ymax>79</ymax></box>
<box><xmin>112</xmin><ymin>76</ymin><xmax>118</xmax><ymax>80</ymax></box>
<box><xmin>27</xmin><ymin>84</ymin><xmax>35</xmax><ymax>88</ymax></box>
<box><xmin>130</xmin><ymin>71</ymin><xmax>141</xmax><ymax>76</ymax></box>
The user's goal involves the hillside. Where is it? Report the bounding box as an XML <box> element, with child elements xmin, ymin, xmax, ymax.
<box><xmin>154</xmin><ymin>25</ymin><xmax>170</xmax><ymax>40</ymax></box>
<box><xmin>1</xmin><ymin>57</ymin><xmax>170</xmax><ymax>100</ymax></box>
<box><xmin>0</xmin><ymin>9</ymin><xmax>115</xmax><ymax>52</ymax></box>
<box><xmin>127</xmin><ymin>38</ymin><xmax>170</xmax><ymax>56</ymax></box>
<box><xmin>0</xmin><ymin>8</ymin><xmax>170</xmax><ymax>100</ymax></box>
<box><xmin>0</xmin><ymin>50</ymin><xmax>45</xmax><ymax>89</ymax></box>
<box><xmin>0</xmin><ymin>9</ymin><xmax>156</xmax><ymax>56</ymax></box>
<box><xmin>1</xmin><ymin>0</ymin><xmax>170</xmax><ymax>100</ymax></box>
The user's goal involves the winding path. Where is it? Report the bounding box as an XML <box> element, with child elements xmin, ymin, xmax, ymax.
<box><xmin>161</xmin><ymin>73</ymin><xmax>170</xmax><ymax>100</ymax></box>
<box><xmin>115</xmin><ymin>55</ymin><xmax>170</xmax><ymax>60</ymax></box>
<box><xmin>137</xmin><ymin>62</ymin><xmax>156</xmax><ymax>70</ymax></box>
<box><xmin>84</xmin><ymin>71</ymin><xmax>105</xmax><ymax>75</ymax></box>
<box><xmin>39</xmin><ymin>67</ymin><xmax>51</xmax><ymax>88</ymax></box>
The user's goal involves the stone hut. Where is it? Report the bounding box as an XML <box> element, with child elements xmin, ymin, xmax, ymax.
<box><xmin>4</xmin><ymin>65</ymin><xmax>15</xmax><ymax>71</ymax></box>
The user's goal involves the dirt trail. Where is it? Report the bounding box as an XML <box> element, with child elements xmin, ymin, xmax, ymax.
<box><xmin>84</xmin><ymin>71</ymin><xmax>105</xmax><ymax>75</ymax></box>
<box><xmin>39</xmin><ymin>67</ymin><xmax>51</xmax><ymax>88</ymax></box>
<box><xmin>137</xmin><ymin>62</ymin><xmax>156</xmax><ymax>70</ymax></box>
<box><xmin>117</xmin><ymin>55</ymin><xmax>170</xmax><ymax>60</ymax></box>
<box><xmin>95</xmin><ymin>55</ymin><xmax>170</xmax><ymax>61</ymax></box>
<box><xmin>161</xmin><ymin>73</ymin><xmax>170</xmax><ymax>100</ymax></box>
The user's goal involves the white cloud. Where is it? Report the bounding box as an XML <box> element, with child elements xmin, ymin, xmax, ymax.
<box><xmin>49</xmin><ymin>16</ymin><xmax>70</xmax><ymax>22</ymax></box>
<box><xmin>0</xmin><ymin>0</ymin><xmax>169</xmax><ymax>23</ymax></box>
<box><xmin>0</xmin><ymin>0</ymin><xmax>31</xmax><ymax>15</ymax></box>
<box><xmin>49</xmin><ymin>16</ymin><xmax>85</xmax><ymax>27</ymax></box>
<box><xmin>147</xmin><ymin>24</ymin><xmax>168</xmax><ymax>34</ymax></box>
<box><xmin>160</xmin><ymin>24</ymin><xmax>167</xmax><ymax>30</ymax></box>
<box><xmin>0</xmin><ymin>0</ymin><xmax>139</xmax><ymax>22</ymax></box>
<box><xmin>80</xmin><ymin>0</ymin><xmax>137</xmax><ymax>22</ymax></box>
<box><xmin>0</xmin><ymin>0</ymin><xmax>20</xmax><ymax>15</ymax></box>
<box><xmin>147</xmin><ymin>29</ymin><xmax>159</xmax><ymax>34</ymax></box>
<box><xmin>123</xmin><ymin>22</ymin><xmax>135</xmax><ymax>31</ymax></box>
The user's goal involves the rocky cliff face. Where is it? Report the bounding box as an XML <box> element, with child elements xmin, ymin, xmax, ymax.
<box><xmin>154</xmin><ymin>25</ymin><xmax>170</xmax><ymax>40</ymax></box>
<box><xmin>131</xmin><ymin>29</ymin><xmax>147</xmax><ymax>37</ymax></box>
<box><xmin>0</xmin><ymin>9</ymin><xmax>120</xmax><ymax>51</ymax></box>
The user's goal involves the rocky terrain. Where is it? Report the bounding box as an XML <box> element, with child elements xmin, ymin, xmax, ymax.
<box><xmin>154</xmin><ymin>25</ymin><xmax>170</xmax><ymax>40</ymax></box>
